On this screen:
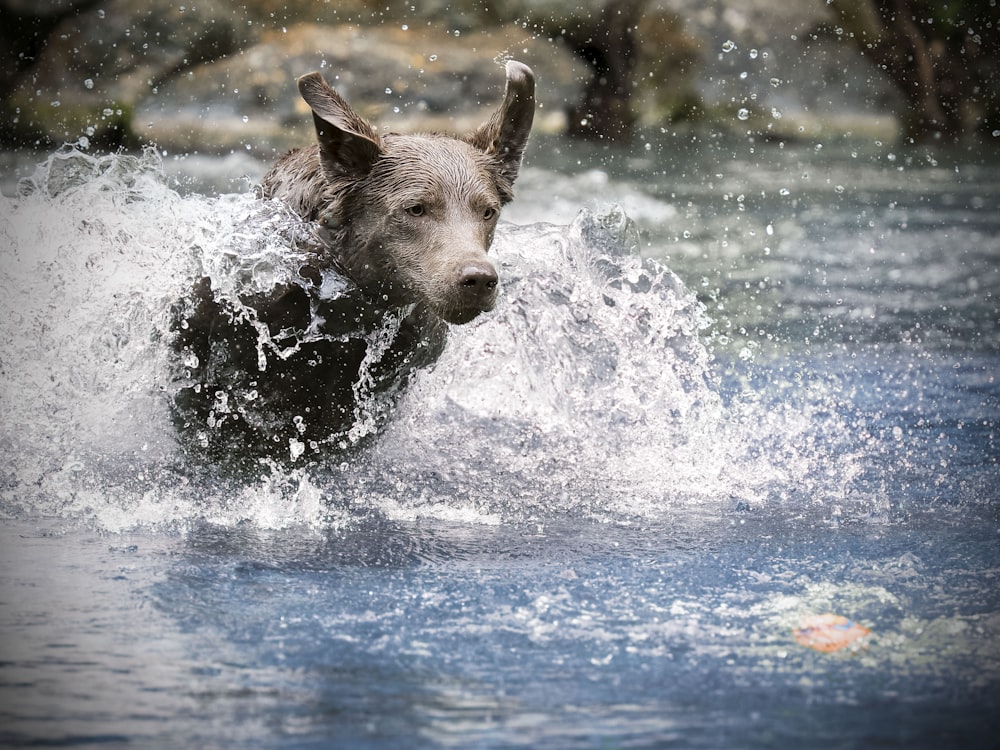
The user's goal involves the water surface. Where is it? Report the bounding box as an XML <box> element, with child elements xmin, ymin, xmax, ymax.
<box><xmin>1</xmin><ymin>135</ymin><xmax>997</xmax><ymax>747</ymax></box>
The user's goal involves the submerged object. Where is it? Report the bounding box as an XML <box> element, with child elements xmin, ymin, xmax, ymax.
<box><xmin>793</xmin><ymin>614</ymin><xmax>872</xmax><ymax>653</ymax></box>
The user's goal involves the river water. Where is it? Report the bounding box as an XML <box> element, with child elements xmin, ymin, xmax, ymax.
<box><xmin>1</xmin><ymin>132</ymin><xmax>998</xmax><ymax>748</ymax></box>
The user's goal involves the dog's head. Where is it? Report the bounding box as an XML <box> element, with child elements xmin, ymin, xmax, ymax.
<box><xmin>296</xmin><ymin>61</ymin><xmax>534</xmax><ymax>324</ymax></box>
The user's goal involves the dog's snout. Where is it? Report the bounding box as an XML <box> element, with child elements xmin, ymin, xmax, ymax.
<box><xmin>458</xmin><ymin>262</ymin><xmax>498</xmax><ymax>293</ymax></box>
<box><xmin>446</xmin><ymin>260</ymin><xmax>499</xmax><ymax>323</ymax></box>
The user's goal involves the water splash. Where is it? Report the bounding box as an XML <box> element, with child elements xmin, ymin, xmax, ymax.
<box><xmin>0</xmin><ymin>148</ymin><xmax>864</xmax><ymax>531</ymax></box>
<box><xmin>353</xmin><ymin>207</ymin><xmax>865</xmax><ymax>524</ymax></box>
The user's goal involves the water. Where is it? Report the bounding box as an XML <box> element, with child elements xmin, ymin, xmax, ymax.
<box><xmin>1</xmin><ymin>135</ymin><xmax>998</xmax><ymax>748</ymax></box>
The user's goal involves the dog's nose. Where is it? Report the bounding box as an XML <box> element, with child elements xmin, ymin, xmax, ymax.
<box><xmin>458</xmin><ymin>262</ymin><xmax>498</xmax><ymax>295</ymax></box>
<box><xmin>444</xmin><ymin>261</ymin><xmax>499</xmax><ymax>323</ymax></box>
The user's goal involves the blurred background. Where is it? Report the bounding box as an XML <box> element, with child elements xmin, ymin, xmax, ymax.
<box><xmin>2</xmin><ymin>0</ymin><xmax>998</xmax><ymax>157</ymax></box>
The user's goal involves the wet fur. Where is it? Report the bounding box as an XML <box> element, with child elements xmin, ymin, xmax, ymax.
<box><xmin>171</xmin><ymin>62</ymin><xmax>534</xmax><ymax>472</ymax></box>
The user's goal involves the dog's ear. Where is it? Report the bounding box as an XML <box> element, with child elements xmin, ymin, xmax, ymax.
<box><xmin>297</xmin><ymin>72</ymin><xmax>382</xmax><ymax>185</ymax></box>
<box><xmin>466</xmin><ymin>60</ymin><xmax>535</xmax><ymax>203</ymax></box>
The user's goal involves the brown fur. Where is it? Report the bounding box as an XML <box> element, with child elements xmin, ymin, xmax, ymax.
<box><xmin>171</xmin><ymin>62</ymin><xmax>535</xmax><ymax>472</ymax></box>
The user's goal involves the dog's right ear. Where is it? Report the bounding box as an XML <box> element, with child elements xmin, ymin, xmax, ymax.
<box><xmin>466</xmin><ymin>60</ymin><xmax>535</xmax><ymax>204</ymax></box>
<box><xmin>297</xmin><ymin>72</ymin><xmax>382</xmax><ymax>186</ymax></box>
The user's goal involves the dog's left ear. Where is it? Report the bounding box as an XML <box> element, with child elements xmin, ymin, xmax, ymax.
<box><xmin>298</xmin><ymin>72</ymin><xmax>383</xmax><ymax>189</ymax></box>
<box><xmin>466</xmin><ymin>60</ymin><xmax>535</xmax><ymax>204</ymax></box>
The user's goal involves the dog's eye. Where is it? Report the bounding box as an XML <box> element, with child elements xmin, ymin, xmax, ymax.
<box><xmin>404</xmin><ymin>204</ymin><xmax>425</xmax><ymax>217</ymax></box>
<box><xmin>482</xmin><ymin>207</ymin><xmax>498</xmax><ymax>221</ymax></box>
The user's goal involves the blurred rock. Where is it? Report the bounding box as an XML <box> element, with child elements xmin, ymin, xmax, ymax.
<box><xmin>134</xmin><ymin>24</ymin><xmax>585</xmax><ymax>155</ymax></box>
<box><xmin>646</xmin><ymin>0</ymin><xmax>902</xmax><ymax>140</ymax></box>
<box><xmin>1</xmin><ymin>0</ymin><xmax>586</xmax><ymax>152</ymax></box>
<box><xmin>1</xmin><ymin>0</ymin><xmax>908</xmax><ymax>152</ymax></box>
<box><xmin>2</xmin><ymin>0</ymin><xmax>258</xmax><ymax>148</ymax></box>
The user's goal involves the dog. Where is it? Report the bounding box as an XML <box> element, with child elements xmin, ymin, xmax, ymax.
<box><xmin>171</xmin><ymin>61</ymin><xmax>535</xmax><ymax>472</ymax></box>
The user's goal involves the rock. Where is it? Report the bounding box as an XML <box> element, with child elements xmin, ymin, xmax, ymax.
<box><xmin>135</xmin><ymin>24</ymin><xmax>585</xmax><ymax>155</ymax></box>
<box><xmin>642</xmin><ymin>0</ymin><xmax>901</xmax><ymax>139</ymax></box>
<box><xmin>1</xmin><ymin>0</ymin><xmax>906</xmax><ymax>151</ymax></box>
<box><xmin>2</xmin><ymin>0</ymin><xmax>258</xmax><ymax>148</ymax></box>
<box><xmin>2</xmin><ymin>0</ymin><xmax>584</xmax><ymax>153</ymax></box>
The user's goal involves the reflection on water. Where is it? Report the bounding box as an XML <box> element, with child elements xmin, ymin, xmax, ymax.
<box><xmin>0</xmin><ymin>138</ymin><xmax>997</xmax><ymax>747</ymax></box>
<box><xmin>2</xmin><ymin>508</ymin><xmax>997</xmax><ymax>748</ymax></box>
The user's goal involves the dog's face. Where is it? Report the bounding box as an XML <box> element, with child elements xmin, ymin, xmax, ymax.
<box><xmin>299</xmin><ymin>62</ymin><xmax>534</xmax><ymax>324</ymax></box>
<box><xmin>337</xmin><ymin>135</ymin><xmax>505</xmax><ymax>324</ymax></box>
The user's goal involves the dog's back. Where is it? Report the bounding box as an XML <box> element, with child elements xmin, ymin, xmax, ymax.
<box><xmin>171</xmin><ymin>62</ymin><xmax>534</xmax><ymax>471</ymax></box>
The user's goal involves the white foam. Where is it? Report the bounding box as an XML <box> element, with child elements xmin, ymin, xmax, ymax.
<box><xmin>0</xmin><ymin>148</ymin><xmax>864</xmax><ymax>531</ymax></box>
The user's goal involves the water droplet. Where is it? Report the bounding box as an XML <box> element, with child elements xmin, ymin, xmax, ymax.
<box><xmin>429</xmin><ymin>54</ymin><xmax>438</xmax><ymax>61</ymax></box>
<box><xmin>835</xmin><ymin>185</ymin><xmax>845</xmax><ymax>194</ymax></box>
<box><xmin>401</xmin><ymin>24</ymin><xmax>408</xmax><ymax>30</ymax></box>
<box><xmin>766</xmin><ymin>224</ymin><xmax>774</xmax><ymax>235</ymax></box>
<box><xmin>84</xmin><ymin>78</ymin><xmax>94</xmax><ymax>90</ymax></box>
<box><xmin>769</xmin><ymin>78</ymin><xmax>782</xmax><ymax>88</ymax></box>
<box><xmin>778</xmin><ymin>188</ymin><xmax>790</xmax><ymax>196</ymax></box>
<box><xmin>241</xmin><ymin>115</ymin><xmax>248</xmax><ymax>123</ymax></box>
<box><xmin>749</xmin><ymin>49</ymin><xmax>758</xmax><ymax>59</ymax></box>
<box><xmin>737</xmin><ymin>108</ymin><xmax>750</xmax><ymax>121</ymax></box>
<box><xmin>739</xmin><ymin>71</ymin><xmax>748</xmax><ymax>80</ymax></box>
<box><xmin>721</xmin><ymin>40</ymin><xmax>736</xmax><ymax>53</ymax></box>
<box><xmin>385</xmin><ymin>87</ymin><xmax>393</xmax><ymax>95</ymax></box>
<box><xmin>97</xmin><ymin>8</ymin><xmax>105</xmax><ymax>18</ymax></box>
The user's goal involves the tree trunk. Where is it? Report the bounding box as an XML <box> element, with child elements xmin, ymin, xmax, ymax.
<box><xmin>565</xmin><ymin>0</ymin><xmax>648</xmax><ymax>141</ymax></box>
<box><xmin>827</xmin><ymin>0</ymin><xmax>998</xmax><ymax>142</ymax></box>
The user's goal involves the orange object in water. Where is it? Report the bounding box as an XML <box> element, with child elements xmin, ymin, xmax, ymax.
<box><xmin>793</xmin><ymin>614</ymin><xmax>871</xmax><ymax>653</ymax></box>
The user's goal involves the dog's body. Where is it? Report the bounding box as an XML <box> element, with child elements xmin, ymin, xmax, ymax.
<box><xmin>171</xmin><ymin>62</ymin><xmax>534</xmax><ymax>471</ymax></box>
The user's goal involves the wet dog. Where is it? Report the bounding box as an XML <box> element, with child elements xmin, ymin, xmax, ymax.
<box><xmin>171</xmin><ymin>61</ymin><xmax>534</xmax><ymax>472</ymax></box>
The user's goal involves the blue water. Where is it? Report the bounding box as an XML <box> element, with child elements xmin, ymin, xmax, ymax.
<box><xmin>1</xmin><ymin>134</ymin><xmax>998</xmax><ymax>748</ymax></box>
